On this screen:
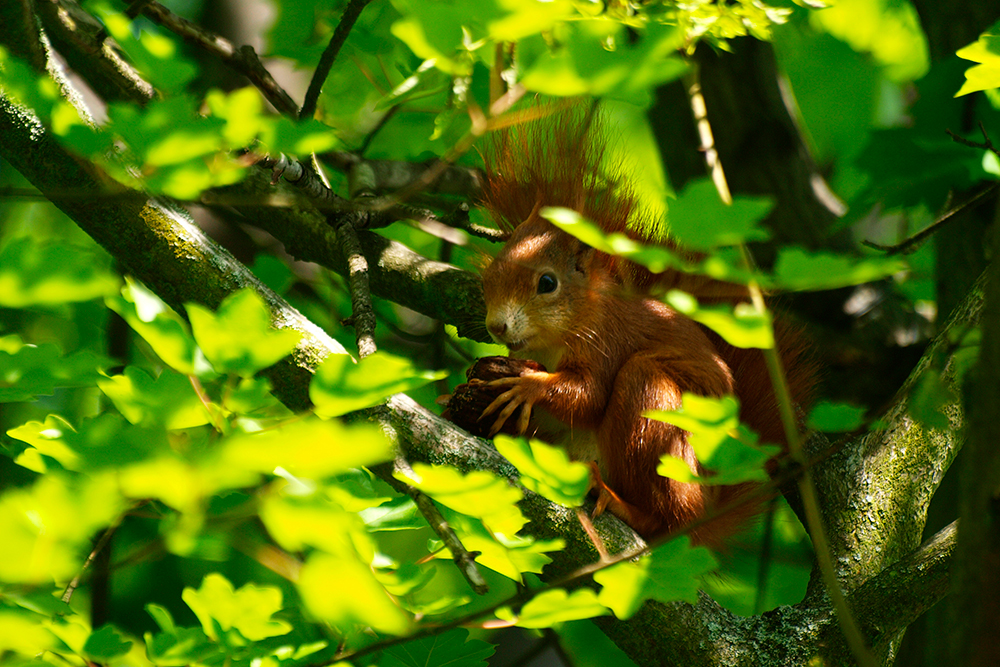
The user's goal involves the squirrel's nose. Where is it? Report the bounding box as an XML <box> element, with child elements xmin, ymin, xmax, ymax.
<box><xmin>487</xmin><ymin>320</ymin><xmax>507</xmax><ymax>338</ymax></box>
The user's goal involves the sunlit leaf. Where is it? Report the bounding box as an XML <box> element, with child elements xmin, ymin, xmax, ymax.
<box><xmin>493</xmin><ymin>435</ymin><xmax>590</xmax><ymax>507</ymax></box>
<box><xmin>396</xmin><ymin>463</ymin><xmax>526</xmax><ymax>538</ymax></box>
<box><xmin>649</xmin><ymin>395</ymin><xmax>778</xmax><ymax>485</ymax></box>
<box><xmin>298</xmin><ymin>552</ymin><xmax>411</xmax><ymax>637</ymax></box>
<box><xmin>310</xmin><ymin>351</ymin><xmax>446</xmax><ymax>418</ymax></box>
<box><xmin>665</xmin><ymin>291</ymin><xmax>774</xmax><ymax>349</ymax></box>
<box><xmin>260</xmin><ymin>492</ymin><xmax>374</xmax><ymax>559</ymax></box>
<box><xmin>908</xmin><ymin>370</ymin><xmax>955</xmax><ymax>430</ymax></box>
<box><xmin>500</xmin><ymin>588</ymin><xmax>608</xmax><ymax>628</ymax></box>
<box><xmin>381</xmin><ymin>628</ymin><xmax>495</xmax><ymax>667</ymax></box>
<box><xmin>107</xmin><ymin>278</ymin><xmax>211</xmax><ymax>377</ymax></box>
<box><xmin>182</xmin><ymin>573</ymin><xmax>292</xmax><ymax>642</ymax></box>
<box><xmin>98</xmin><ymin>367</ymin><xmax>210</xmax><ymax>429</ymax></box>
<box><xmin>0</xmin><ymin>237</ymin><xmax>119</xmax><ymax>308</ymax></box>
<box><xmin>187</xmin><ymin>288</ymin><xmax>302</xmax><ymax>376</ymax></box>
<box><xmin>0</xmin><ymin>474</ymin><xmax>124</xmax><ymax>583</ymax></box>
<box><xmin>595</xmin><ymin>537</ymin><xmax>717</xmax><ymax>618</ymax></box>
<box><xmin>360</xmin><ymin>496</ymin><xmax>424</xmax><ymax>531</ymax></box>
<box><xmin>0</xmin><ymin>611</ymin><xmax>57</xmax><ymax>657</ymax></box>
<box><xmin>222</xmin><ymin>417</ymin><xmax>393</xmax><ymax>479</ymax></box>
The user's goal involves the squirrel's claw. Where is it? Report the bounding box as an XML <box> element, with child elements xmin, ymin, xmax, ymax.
<box><xmin>480</xmin><ymin>374</ymin><xmax>545</xmax><ymax>437</ymax></box>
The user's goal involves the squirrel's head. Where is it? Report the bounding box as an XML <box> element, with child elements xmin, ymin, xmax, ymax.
<box><xmin>482</xmin><ymin>216</ymin><xmax>598</xmax><ymax>354</ymax></box>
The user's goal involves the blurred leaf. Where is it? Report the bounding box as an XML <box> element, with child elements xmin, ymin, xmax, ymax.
<box><xmin>519</xmin><ymin>21</ymin><xmax>687</xmax><ymax>104</ymax></box>
<box><xmin>664</xmin><ymin>291</ymin><xmax>774</xmax><ymax>349</ymax></box>
<box><xmin>494</xmin><ymin>435</ymin><xmax>590</xmax><ymax>507</ymax></box>
<box><xmin>298</xmin><ymin>552</ymin><xmax>411</xmax><ymax>637</ymax></box>
<box><xmin>187</xmin><ymin>289</ymin><xmax>302</xmax><ymax>377</ymax></box>
<box><xmin>500</xmin><ymin>588</ymin><xmax>608</xmax><ymax>628</ymax></box>
<box><xmin>380</xmin><ymin>628</ymin><xmax>495</xmax><ymax>667</ymax></box>
<box><xmin>396</xmin><ymin>463</ymin><xmax>526</xmax><ymax>537</ymax></box>
<box><xmin>107</xmin><ymin>278</ymin><xmax>211</xmax><ymax>377</ymax></box>
<box><xmin>0</xmin><ymin>237</ymin><xmax>119</xmax><ymax>308</ymax></box>
<box><xmin>222</xmin><ymin>417</ymin><xmax>394</xmax><ymax>479</ymax></box>
<box><xmin>810</xmin><ymin>0</ymin><xmax>928</xmax><ymax>82</ymax></box>
<box><xmin>260</xmin><ymin>492</ymin><xmax>375</xmax><ymax>558</ymax></box>
<box><xmin>98</xmin><ymin>11</ymin><xmax>198</xmax><ymax>90</ymax></box>
<box><xmin>98</xmin><ymin>367</ymin><xmax>209</xmax><ymax>429</ymax></box>
<box><xmin>807</xmin><ymin>401</ymin><xmax>867</xmax><ymax>432</ymax></box>
<box><xmin>310</xmin><ymin>351</ymin><xmax>446</xmax><ymax>418</ymax></box>
<box><xmin>0</xmin><ymin>336</ymin><xmax>109</xmax><ymax>402</ymax></box>
<box><xmin>182</xmin><ymin>574</ymin><xmax>292</xmax><ymax>642</ymax></box>
<box><xmin>595</xmin><ymin>537</ymin><xmax>718</xmax><ymax>618</ymax></box>
<box><xmin>773</xmin><ymin>247</ymin><xmax>906</xmax><ymax>291</ymax></box>
<box><xmin>83</xmin><ymin>625</ymin><xmax>133</xmax><ymax>660</ymax></box>
<box><xmin>0</xmin><ymin>474</ymin><xmax>124</xmax><ymax>583</ymax></box>
<box><xmin>666</xmin><ymin>180</ymin><xmax>772</xmax><ymax>250</ymax></box>
<box><xmin>0</xmin><ymin>611</ymin><xmax>57</xmax><ymax>657</ymax></box>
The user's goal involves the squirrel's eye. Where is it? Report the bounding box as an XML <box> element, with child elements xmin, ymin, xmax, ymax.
<box><xmin>537</xmin><ymin>272</ymin><xmax>558</xmax><ymax>294</ymax></box>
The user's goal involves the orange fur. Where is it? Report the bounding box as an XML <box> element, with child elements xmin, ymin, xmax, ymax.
<box><xmin>477</xmin><ymin>107</ymin><xmax>815</xmax><ymax>546</ymax></box>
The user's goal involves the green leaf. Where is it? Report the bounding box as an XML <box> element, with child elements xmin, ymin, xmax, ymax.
<box><xmin>0</xmin><ymin>475</ymin><xmax>124</xmax><ymax>583</ymax></box>
<box><xmin>0</xmin><ymin>611</ymin><xmax>57</xmax><ymax>657</ymax></box>
<box><xmin>666</xmin><ymin>180</ymin><xmax>773</xmax><ymax>250</ymax></box>
<box><xmin>182</xmin><ymin>573</ymin><xmax>292</xmax><ymax>642</ymax></box>
<box><xmin>0</xmin><ymin>237</ymin><xmax>119</xmax><ymax>308</ymax></box>
<box><xmin>298</xmin><ymin>552</ymin><xmax>411</xmax><ymax>637</ymax></box>
<box><xmin>187</xmin><ymin>289</ymin><xmax>302</xmax><ymax>376</ymax></box>
<box><xmin>106</xmin><ymin>278</ymin><xmax>211</xmax><ymax>377</ymax></box>
<box><xmin>493</xmin><ymin>435</ymin><xmax>590</xmax><ymax>507</ymax></box>
<box><xmin>595</xmin><ymin>537</ymin><xmax>718</xmax><ymax>618</ymax></box>
<box><xmin>0</xmin><ymin>336</ymin><xmax>109</xmax><ymax>402</ymax></box>
<box><xmin>807</xmin><ymin>401</ymin><xmax>867</xmax><ymax>432</ymax></box>
<box><xmin>98</xmin><ymin>367</ymin><xmax>210</xmax><ymax>429</ymax></box>
<box><xmin>649</xmin><ymin>395</ymin><xmax>778</xmax><ymax>485</ymax></box>
<box><xmin>540</xmin><ymin>207</ymin><xmax>643</xmax><ymax>256</ymax></box>
<box><xmin>310</xmin><ymin>351</ymin><xmax>447</xmax><ymax>418</ymax></box>
<box><xmin>664</xmin><ymin>291</ymin><xmax>775</xmax><ymax>349</ymax></box>
<box><xmin>773</xmin><ymin>247</ymin><xmax>906</xmax><ymax>292</ymax></box>
<box><xmin>83</xmin><ymin>625</ymin><xmax>133</xmax><ymax>660</ymax></box>
<box><xmin>381</xmin><ymin>628</ymin><xmax>495</xmax><ymax>667</ymax></box>
<box><xmin>396</xmin><ymin>463</ymin><xmax>526</xmax><ymax>538</ymax></box>
<box><xmin>432</xmin><ymin>508</ymin><xmax>561</xmax><ymax>580</ymax></box>
<box><xmin>260</xmin><ymin>493</ymin><xmax>373</xmax><ymax>558</ymax></box>
<box><xmin>908</xmin><ymin>370</ymin><xmax>955</xmax><ymax>430</ymax></box>
<box><xmin>502</xmin><ymin>588</ymin><xmax>608</xmax><ymax>628</ymax></box>
<box><xmin>956</xmin><ymin>33</ymin><xmax>1000</xmax><ymax>96</ymax></box>
<box><xmin>360</xmin><ymin>496</ymin><xmax>424</xmax><ymax>531</ymax></box>
<box><xmin>222</xmin><ymin>417</ymin><xmax>394</xmax><ymax>479</ymax></box>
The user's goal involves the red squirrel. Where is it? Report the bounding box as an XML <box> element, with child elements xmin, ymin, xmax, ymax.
<box><xmin>474</xmin><ymin>108</ymin><xmax>814</xmax><ymax>545</ymax></box>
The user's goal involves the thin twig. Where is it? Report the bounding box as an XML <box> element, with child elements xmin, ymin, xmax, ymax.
<box><xmin>62</xmin><ymin>513</ymin><xmax>126</xmax><ymax>603</ymax></box>
<box><xmin>946</xmin><ymin>121</ymin><xmax>1000</xmax><ymax>159</ymax></box>
<box><xmin>128</xmin><ymin>0</ymin><xmax>298</xmax><ymax>115</ymax></box>
<box><xmin>863</xmin><ymin>182</ymin><xmax>999</xmax><ymax>255</ymax></box>
<box><xmin>299</xmin><ymin>0</ymin><xmax>373</xmax><ymax>121</ymax></box>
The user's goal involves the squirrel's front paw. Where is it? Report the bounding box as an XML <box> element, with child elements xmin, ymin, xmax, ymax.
<box><xmin>480</xmin><ymin>371</ymin><xmax>549</xmax><ymax>436</ymax></box>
